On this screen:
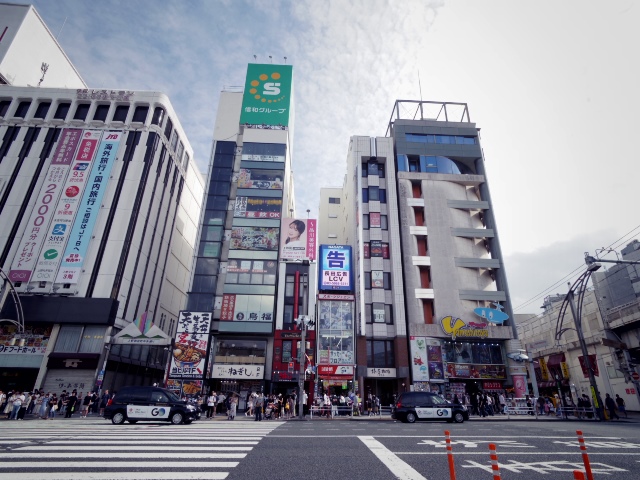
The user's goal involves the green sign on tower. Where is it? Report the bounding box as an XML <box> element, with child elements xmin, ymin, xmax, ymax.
<box><xmin>240</xmin><ymin>63</ymin><xmax>293</xmax><ymax>127</ymax></box>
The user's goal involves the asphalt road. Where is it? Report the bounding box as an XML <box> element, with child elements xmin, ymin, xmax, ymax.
<box><xmin>1</xmin><ymin>415</ymin><xmax>639</xmax><ymax>479</ymax></box>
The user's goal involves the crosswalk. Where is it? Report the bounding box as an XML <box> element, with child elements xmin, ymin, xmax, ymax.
<box><xmin>0</xmin><ymin>418</ymin><xmax>282</xmax><ymax>479</ymax></box>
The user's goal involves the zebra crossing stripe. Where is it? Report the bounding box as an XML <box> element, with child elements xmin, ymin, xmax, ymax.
<box><xmin>16</xmin><ymin>445</ymin><xmax>254</xmax><ymax>451</ymax></box>
<box><xmin>0</xmin><ymin>473</ymin><xmax>229</xmax><ymax>480</ymax></box>
<box><xmin>39</xmin><ymin>440</ymin><xmax>260</xmax><ymax>445</ymax></box>
<box><xmin>0</xmin><ymin>461</ymin><xmax>239</xmax><ymax>468</ymax></box>
<box><xmin>0</xmin><ymin>452</ymin><xmax>247</xmax><ymax>458</ymax></box>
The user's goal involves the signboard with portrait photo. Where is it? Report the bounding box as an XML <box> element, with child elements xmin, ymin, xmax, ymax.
<box><xmin>280</xmin><ymin>218</ymin><xmax>316</xmax><ymax>261</ymax></box>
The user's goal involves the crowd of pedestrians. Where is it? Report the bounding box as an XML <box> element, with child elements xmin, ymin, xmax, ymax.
<box><xmin>0</xmin><ymin>388</ymin><xmax>114</xmax><ymax>420</ymax></box>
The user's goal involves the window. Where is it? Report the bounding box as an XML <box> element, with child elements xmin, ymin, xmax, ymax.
<box><xmin>78</xmin><ymin>326</ymin><xmax>106</xmax><ymax>353</ymax></box>
<box><xmin>176</xmin><ymin>140</ymin><xmax>184</xmax><ymax>163</ymax></box>
<box><xmin>366</xmin><ymin>340</ymin><xmax>395</xmax><ymax>368</ymax></box>
<box><xmin>54</xmin><ymin>325</ymin><xmax>83</xmax><ymax>352</ymax></box>
<box><xmin>170</xmin><ymin>131</ymin><xmax>178</xmax><ymax>151</ymax></box>
<box><xmin>93</xmin><ymin>104</ymin><xmax>109</xmax><ymax>122</ymax></box>
<box><xmin>206</xmin><ymin>195</ymin><xmax>228</xmax><ymax>210</ymax></box>
<box><xmin>377</xmin><ymin>163</ymin><xmax>385</xmax><ymax>178</ymax></box>
<box><xmin>33</xmin><ymin>102</ymin><xmax>50</xmax><ymax>119</ymax></box>
<box><xmin>152</xmin><ymin>107</ymin><xmax>165</xmax><ymax>126</ymax></box>
<box><xmin>367</xmin><ymin>161</ymin><xmax>379</xmax><ymax>176</ymax></box>
<box><xmin>54</xmin><ymin>102</ymin><xmax>70</xmax><ymax>120</ymax></box>
<box><xmin>361</xmin><ymin>188</ymin><xmax>369</xmax><ymax>203</ymax></box>
<box><xmin>369</xmin><ymin>186</ymin><xmax>379</xmax><ymax>201</ymax></box>
<box><xmin>191</xmin><ymin>275</ymin><xmax>217</xmax><ymax>292</ymax></box>
<box><xmin>372</xmin><ymin>303</ymin><xmax>385</xmax><ymax>323</ymax></box>
<box><xmin>383</xmin><ymin>272</ymin><xmax>392</xmax><ymax>290</ymax></box>
<box><xmin>381</xmin><ymin>215</ymin><xmax>388</xmax><ymax>230</ymax></box>
<box><xmin>198</xmin><ymin>242</ymin><xmax>221</xmax><ymax>258</ymax></box>
<box><xmin>203</xmin><ymin>209</ymin><xmax>226</xmax><ymax>226</ymax></box>
<box><xmin>409</xmin><ymin>159</ymin><xmax>419</xmax><ymax>172</ymax></box>
<box><xmin>72</xmin><ymin>103</ymin><xmax>90</xmax><ymax>121</ymax></box>
<box><xmin>113</xmin><ymin>105</ymin><xmax>128</xmax><ymax>122</ymax></box>
<box><xmin>195</xmin><ymin>258</ymin><xmax>219</xmax><ymax>275</ymax></box>
<box><xmin>187</xmin><ymin>293</ymin><xmax>213</xmax><ymax>312</ymax></box>
<box><xmin>282</xmin><ymin>341</ymin><xmax>292</xmax><ymax>362</ymax></box>
<box><xmin>164</xmin><ymin>117</ymin><xmax>173</xmax><ymax>139</ymax></box>
<box><xmin>14</xmin><ymin>100</ymin><xmax>31</xmax><ymax>118</ymax></box>
<box><xmin>225</xmin><ymin>259</ymin><xmax>277</xmax><ymax>285</ymax></box>
<box><xmin>362</xmin><ymin>214</ymin><xmax>369</xmax><ymax>230</ymax></box>
<box><xmin>132</xmin><ymin>105</ymin><xmax>149</xmax><ymax>123</ymax></box>
<box><xmin>328</xmin><ymin>197</ymin><xmax>340</xmax><ymax>204</ymax></box>
<box><xmin>364</xmin><ymin>272</ymin><xmax>371</xmax><ymax>290</ymax></box>
<box><xmin>0</xmin><ymin>100</ymin><xmax>10</xmax><ymax>117</ymax></box>
<box><xmin>379</xmin><ymin>189</ymin><xmax>387</xmax><ymax>204</ymax></box>
<box><xmin>242</xmin><ymin>142</ymin><xmax>286</xmax><ymax>158</ymax></box>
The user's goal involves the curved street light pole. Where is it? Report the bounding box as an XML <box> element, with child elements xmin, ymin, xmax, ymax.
<box><xmin>0</xmin><ymin>267</ymin><xmax>26</xmax><ymax>344</ymax></box>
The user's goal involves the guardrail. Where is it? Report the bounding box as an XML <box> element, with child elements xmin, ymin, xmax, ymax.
<box><xmin>309</xmin><ymin>405</ymin><xmax>394</xmax><ymax>418</ymax></box>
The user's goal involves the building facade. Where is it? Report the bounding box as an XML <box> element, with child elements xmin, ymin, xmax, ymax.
<box><xmin>183</xmin><ymin>64</ymin><xmax>318</xmax><ymax>406</ymax></box>
<box><xmin>0</xmin><ymin>86</ymin><xmax>204</xmax><ymax>394</ymax></box>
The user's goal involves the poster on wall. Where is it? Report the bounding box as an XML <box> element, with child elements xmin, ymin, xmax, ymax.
<box><xmin>444</xmin><ymin>363</ymin><xmax>506</xmax><ymax>380</ymax></box>
<box><xmin>168</xmin><ymin>311</ymin><xmax>212</xmax><ymax>380</ymax></box>
<box><xmin>237</xmin><ymin>169</ymin><xmax>283</xmax><ymax>190</ymax></box>
<box><xmin>410</xmin><ymin>336</ymin><xmax>430</xmax><ymax>382</ymax></box>
<box><xmin>0</xmin><ymin>325</ymin><xmax>52</xmax><ymax>355</ymax></box>
<box><xmin>427</xmin><ymin>340</ymin><xmax>445</xmax><ymax>382</ymax></box>
<box><xmin>280</xmin><ymin>218</ymin><xmax>316</xmax><ymax>261</ymax></box>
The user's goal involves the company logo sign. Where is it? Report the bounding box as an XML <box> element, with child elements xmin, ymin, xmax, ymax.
<box><xmin>240</xmin><ymin>64</ymin><xmax>293</xmax><ymax>127</ymax></box>
<box><xmin>440</xmin><ymin>315</ymin><xmax>489</xmax><ymax>340</ymax></box>
<box><xmin>319</xmin><ymin>245</ymin><xmax>352</xmax><ymax>291</ymax></box>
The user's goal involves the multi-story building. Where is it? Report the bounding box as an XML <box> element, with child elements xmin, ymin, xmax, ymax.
<box><xmin>318</xmin><ymin>187</ymin><xmax>345</xmax><ymax>245</ymax></box>
<box><xmin>0</xmin><ymin>2</ymin><xmax>86</xmax><ymax>88</ymax></box>
<box><xmin>183</xmin><ymin>64</ymin><xmax>317</xmax><ymax>406</ymax></box>
<box><xmin>0</xmin><ymin>86</ymin><xmax>204</xmax><ymax>393</ymax></box>
<box><xmin>332</xmin><ymin>101</ymin><xmax>523</xmax><ymax>403</ymax></box>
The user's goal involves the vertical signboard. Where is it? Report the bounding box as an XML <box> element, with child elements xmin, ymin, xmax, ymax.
<box><xmin>410</xmin><ymin>336</ymin><xmax>430</xmax><ymax>382</ymax></box>
<box><xmin>317</xmin><ymin>295</ymin><xmax>354</xmax><ymax>366</ymax></box>
<box><xmin>32</xmin><ymin>130</ymin><xmax>102</xmax><ymax>282</ymax></box>
<box><xmin>239</xmin><ymin>64</ymin><xmax>293</xmax><ymax>127</ymax></box>
<box><xmin>280</xmin><ymin>218</ymin><xmax>316</xmax><ymax>261</ymax></box>
<box><xmin>55</xmin><ymin>131</ymin><xmax>123</xmax><ymax>284</ymax></box>
<box><xmin>8</xmin><ymin>129</ymin><xmax>82</xmax><ymax>283</ymax></box>
<box><xmin>318</xmin><ymin>244</ymin><xmax>352</xmax><ymax>291</ymax></box>
<box><xmin>168</xmin><ymin>311</ymin><xmax>212</xmax><ymax>380</ymax></box>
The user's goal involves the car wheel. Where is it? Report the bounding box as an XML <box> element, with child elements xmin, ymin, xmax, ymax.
<box><xmin>111</xmin><ymin>411</ymin><xmax>126</xmax><ymax>425</ymax></box>
<box><xmin>406</xmin><ymin>412</ymin><xmax>417</xmax><ymax>423</ymax></box>
<box><xmin>128</xmin><ymin>420</ymin><xmax>138</xmax><ymax>424</ymax></box>
<box><xmin>171</xmin><ymin>412</ymin><xmax>184</xmax><ymax>425</ymax></box>
<box><xmin>453</xmin><ymin>412</ymin><xmax>465</xmax><ymax>423</ymax></box>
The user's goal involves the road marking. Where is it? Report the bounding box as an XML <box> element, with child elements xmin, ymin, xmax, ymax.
<box><xmin>0</xmin><ymin>461</ymin><xmax>239</xmax><ymax>468</ymax></box>
<box><xmin>359</xmin><ymin>436</ymin><xmax>427</xmax><ymax>480</ymax></box>
<box><xmin>418</xmin><ymin>439</ymin><xmax>533</xmax><ymax>448</ymax></box>
<box><xmin>396</xmin><ymin>452</ymin><xmax>640</xmax><ymax>456</ymax></box>
<box><xmin>16</xmin><ymin>445</ymin><xmax>253</xmax><ymax>451</ymax></box>
<box><xmin>0</xmin><ymin>452</ymin><xmax>247</xmax><ymax>458</ymax></box>
<box><xmin>0</xmin><ymin>473</ymin><xmax>228</xmax><ymax>480</ymax></box>
<box><xmin>462</xmin><ymin>459</ymin><xmax>626</xmax><ymax>475</ymax></box>
<box><xmin>38</xmin><ymin>440</ymin><xmax>259</xmax><ymax>445</ymax></box>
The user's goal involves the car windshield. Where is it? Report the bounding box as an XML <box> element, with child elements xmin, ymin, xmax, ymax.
<box><xmin>431</xmin><ymin>395</ymin><xmax>448</xmax><ymax>405</ymax></box>
<box><xmin>163</xmin><ymin>389</ymin><xmax>182</xmax><ymax>402</ymax></box>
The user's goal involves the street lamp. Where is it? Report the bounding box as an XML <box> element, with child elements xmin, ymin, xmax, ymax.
<box><xmin>294</xmin><ymin>315</ymin><xmax>315</xmax><ymax>420</ymax></box>
<box><xmin>0</xmin><ymin>267</ymin><xmax>25</xmax><ymax>345</ymax></box>
<box><xmin>555</xmin><ymin>255</ymin><xmax>604</xmax><ymax>421</ymax></box>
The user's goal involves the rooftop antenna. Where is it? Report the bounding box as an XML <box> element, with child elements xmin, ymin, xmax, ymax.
<box><xmin>284</xmin><ymin>56</ymin><xmax>287</xmax><ymax>64</ymax></box>
<box><xmin>37</xmin><ymin>62</ymin><xmax>49</xmax><ymax>87</ymax></box>
<box><xmin>269</xmin><ymin>55</ymin><xmax>272</xmax><ymax>63</ymax></box>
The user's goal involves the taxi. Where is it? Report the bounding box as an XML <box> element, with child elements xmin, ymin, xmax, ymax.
<box><xmin>393</xmin><ymin>391</ymin><xmax>468</xmax><ymax>424</ymax></box>
<box><xmin>104</xmin><ymin>386</ymin><xmax>200</xmax><ymax>425</ymax></box>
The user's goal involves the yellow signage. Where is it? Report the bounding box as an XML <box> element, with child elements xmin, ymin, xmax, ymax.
<box><xmin>561</xmin><ymin>362</ymin><xmax>570</xmax><ymax>379</ymax></box>
<box><xmin>539</xmin><ymin>357</ymin><xmax>549</xmax><ymax>381</ymax></box>
<box><xmin>440</xmin><ymin>316</ymin><xmax>489</xmax><ymax>340</ymax></box>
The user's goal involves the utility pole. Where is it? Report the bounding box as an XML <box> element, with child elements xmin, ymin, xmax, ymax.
<box><xmin>295</xmin><ymin>315</ymin><xmax>314</xmax><ymax>420</ymax></box>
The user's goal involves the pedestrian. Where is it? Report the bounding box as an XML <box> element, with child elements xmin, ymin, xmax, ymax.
<box><xmin>90</xmin><ymin>391</ymin><xmax>99</xmax><ymax>414</ymax></box>
<box><xmin>537</xmin><ymin>395</ymin><xmax>545</xmax><ymax>415</ymax></box>
<box><xmin>0</xmin><ymin>390</ymin><xmax>6</xmax><ymax>415</ymax></box>
<box><xmin>498</xmin><ymin>392</ymin><xmax>506</xmax><ymax>414</ymax></box>
<box><xmin>99</xmin><ymin>390</ymin><xmax>110</xmax><ymax>416</ymax></box>
<box><xmin>229</xmin><ymin>394</ymin><xmax>238</xmax><ymax>420</ymax></box>
<box><xmin>39</xmin><ymin>392</ymin><xmax>50</xmax><ymax>418</ymax></box>
<box><xmin>65</xmin><ymin>390</ymin><xmax>78</xmax><ymax>418</ymax></box>
<box><xmin>10</xmin><ymin>391</ymin><xmax>25</xmax><ymax>420</ymax></box>
<box><xmin>80</xmin><ymin>392</ymin><xmax>92</xmax><ymax>418</ymax></box>
<box><xmin>17</xmin><ymin>392</ymin><xmax>31</xmax><ymax>420</ymax></box>
<box><xmin>605</xmin><ymin>393</ymin><xmax>619</xmax><ymax>420</ymax></box>
<box><xmin>206</xmin><ymin>391</ymin><xmax>216</xmax><ymax>419</ymax></box>
<box><xmin>48</xmin><ymin>394</ymin><xmax>58</xmax><ymax>419</ymax></box>
<box><xmin>615</xmin><ymin>394</ymin><xmax>628</xmax><ymax>418</ymax></box>
<box><xmin>254</xmin><ymin>393</ymin><xmax>264</xmax><ymax>421</ymax></box>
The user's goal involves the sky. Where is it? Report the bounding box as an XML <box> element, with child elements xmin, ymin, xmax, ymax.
<box><xmin>20</xmin><ymin>0</ymin><xmax>640</xmax><ymax>313</ymax></box>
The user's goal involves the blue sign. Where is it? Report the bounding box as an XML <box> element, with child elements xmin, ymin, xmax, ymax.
<box><xmin>473</xmin><ymin>303</ymin><xmax>509</xmax><ymax>324</ymax></box>
<box><xmin>319</xmin><ymin>244</ymin><xmax>352</xmax><ymax>291</ymax></box>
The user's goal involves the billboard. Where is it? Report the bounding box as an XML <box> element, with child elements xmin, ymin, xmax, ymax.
<box><xmin>319</xmin><ymin>244</ymin><xmax>352</xmax><ymax>291</ymax></box>
<box><xmin>237</xmin><ymin>168</ymin><xmax>283</xmax><ymax>190</ymax></box>
<box><xmin>280</xmin><ymin>218</ymin><xmax>316</xmax><ymax>261</ymax></box>
<box><xmin>32</xmin><ymin>130</ymin><xmax>102</xmax><ymax>282</ymax></box>
<box><xmin>318</xmin><ymin>299</ymin><xmax>354</xmax><ymax>366</ymax></box>
<box><xmin>8</xmin><ymin>128</ymin><xmax>82</xmax><ymax>283</ymax></box>
<box><xmin>234</xmin><ymin>197</ymin><xmax>282</xmax><ymax>218</ymax></box>
<box><xmin>168</xmin><ymin>311</ymin><xmax>212</xmax><ymax>380</ymax></box>
<box><xmin>55</xmin><ymin>131</ymin><xmax>123</xmax><ymax>284</ymax></box>
<box><xmin>220</xmin><ymin>294</ymin><xmax>274</xmax><ymax>323</ymax></box>
<box><xmin>239</xmin><ymin>63</ymin><xmax>293</xmax><ymax>127</ymax></box>
<box><xmin>230</xmin><ymin>226</ymin><xmax>279</xmax><ymax>251</ymax></box>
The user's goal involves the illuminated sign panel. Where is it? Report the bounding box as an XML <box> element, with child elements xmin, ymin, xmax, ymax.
<box><xmin>319</xmin><ymin>244</ymin><xmax>352</xmax><ymax>291</ymax></box>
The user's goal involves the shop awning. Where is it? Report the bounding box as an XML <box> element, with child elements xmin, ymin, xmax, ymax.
<box><xmin>546</xmin><ymin>353</ymin><xmax>566</xmax><ymax>368</ymax></box>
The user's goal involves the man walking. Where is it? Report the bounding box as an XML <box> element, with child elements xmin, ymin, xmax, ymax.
<box><xmin>605</xmin><ymin>393</ymin><xmax>619</xmax><ymax>420</ymax></box>
<box><xmin>615</xmin><ymin>394</ymin><xmax>628</xmax><ymax>418</ymax></box>
<box><xmin>254</xmin><ymin>392</ymin><xmax>264</xmax><ymax>421</ymax></box>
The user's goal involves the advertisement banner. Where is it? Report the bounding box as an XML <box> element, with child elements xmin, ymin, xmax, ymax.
<box><xmin>370</xmin><ymin>212</ymin><xmax>381</xmax><ymax>227</ymax></box>
<box><xmin>280</xmin><ymin>218</ymin><xmax>316</xmax><ymax>261</ymax></box>
<box><xmin>372</xmin><ymin>271</ymin><xmax>383</xmax><ymax>288</ymax></box>
<box><xmin>8</xmin><ymin>128</ymin><xmax>82</xmax><ymax>282</ymax></box>
<box><xmin>427</xmin><ymin>340</ymin><xmax>445</xmax><ymax>382</ymax></box>
<box><xmin>168</xmin><ymin>311</ymin><xmax>212</xmax><ymax>380</ymax></box>
<box><xmin>55</xmin><ymin>131</ymin><xmax>123</xmax><ymax>284</ymax></box>
<box><xmin>219</xmin><ymin>294</ymin><xmax>274</xmax><ymax>322</ymax></box>
<box><xmin>538</xmin><ymin>357</ymin><xmax>550</xmax><ymax>381</ymax></box>
<box><xmin>32</xmin><ymin>130</ymin><xmax>102</xmax><ymax>282</ymax></box>
<box><xmin>578</xmin><ymin>354</ymin><xmax>599</xmax><ymax>378</ymax></box>
<box><xmin>237</xmin><ymin>168</ymin><xmax>283</xmax><ymax>190</ymax></box>
<box><xmin>230</xmin><ymin>226</ymin><xmax>279</xmax><ymax>251</ymax></box>
<box><xmin>410</xmin><ymin>336</ymin><xmax>430</xmax><ymax>382</ymax></box>
<box><xmin>0</xmin><ymin>325</ymin><xmax>52</xmax><ymax>355</ymax></box>
<box><xmin>444</xmin><ymin>363</ymin><xmax>507</xmax><ymax>380</ymax></box>
<box><xmin>220</xmin><ymin>294</ymin><xmax>236</xmax><ymax>321</ymax></box>
<box><xmin>234</xmin><ymin>196</ymin><xmax>282</xmax><ymax>218</ymax></box>
<box><xmin>239</xmin><ymin>63</ymin><xmax>293</xmax><ymax>127</ymax></box>
<box><xmin>317</xmin><ymin>365</ymin><xmax>353</xmax><ymax>376</ymax></box>
<box><xmin>319</xmin><ymin>244</ymin><xmax>352</xmax><ymax>291</ymax></box>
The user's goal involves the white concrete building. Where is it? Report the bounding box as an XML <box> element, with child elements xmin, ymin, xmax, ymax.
<box><xmin>0</xmin><ymin>2</ymin><xmax>86</xmax><ymax>88</ymax></box>
<box><xmin>0</xmin><ymin>86</ymin><xmax>204</xmax><ymax>393</ymax></box>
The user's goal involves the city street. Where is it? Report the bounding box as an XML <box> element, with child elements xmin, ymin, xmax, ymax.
<box><xmin>1</xmin><ymin>415</ymin><xmax>639</xmax><ymax>479</ymax></box>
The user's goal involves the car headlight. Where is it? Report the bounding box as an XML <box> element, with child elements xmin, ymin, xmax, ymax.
<box><xmin>461</xmin><ymin>405</ymin><xmax>467</xmax><ymax>411</ymax></box>
<box><xmin>187</xmin><ymin>405</ymin><xmax>196</xmax><ymax>411</ymax></box>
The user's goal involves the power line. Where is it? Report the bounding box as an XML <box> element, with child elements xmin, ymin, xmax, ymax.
<box><xmin>513</xmin><ymin>223</ymin><xmax>640</xmax><ymax>312</ymax></box>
